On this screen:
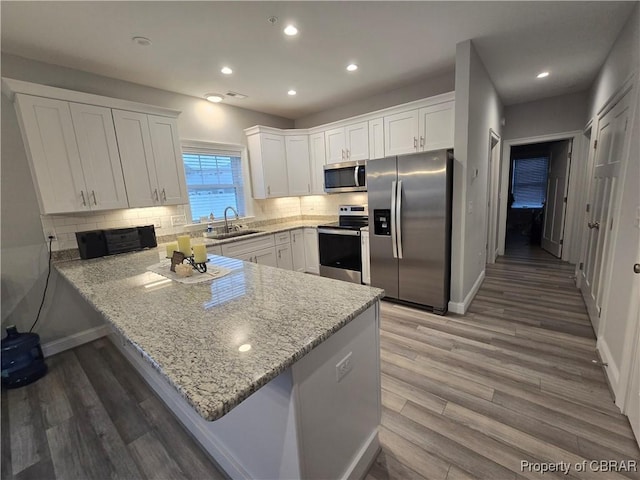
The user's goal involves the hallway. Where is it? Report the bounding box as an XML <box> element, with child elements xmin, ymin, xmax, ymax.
<box><xmin>371</xmin><ymin>246</ymin><xmax>640</xmax><ymax>480</ymax></box>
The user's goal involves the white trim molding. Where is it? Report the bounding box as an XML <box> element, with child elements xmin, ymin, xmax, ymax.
<box><xmin>41</xmin><ymin>324</ymin><xmax>110</xmax><ymax>357</ymax></box>
<box><xmin>448</xmin><ymin>269</ymin><xmax>485</xmax><ymax>314</ymax></box>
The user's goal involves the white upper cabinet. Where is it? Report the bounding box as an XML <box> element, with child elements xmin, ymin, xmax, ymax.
<box><xmin>14</xmin><ymin>94</ymin><xmax>128</xmax><ymax>214</ymax></box>
<box><xmin>113</xmin><ymin>111</ymin><xmax>188</xmax><ymax>208</ymax></box>
<box><xmin>247</xmin><ymin>132</ymin><xmax>289</xmax><ymax>198</ymax></box>
<box><xmin>368</xmin><ymin>117</ymin><xmax>385</xmax><ymax>160</ymax></box>
<box><xmin>309</xmin><ymin>132</ymin><xmax>326</xmax><ymax>194</ymax></box>
<box><xmin>325</xmin><ymin>122</ymin><xmax>369</xmax><ymax>164</ymax></box>
<box><xmin>384</xmin><ymin>109</ymin><xmax>420</xmax><ymax>156</ymax></box>
<box><xmin>147</xmin><ymin>115</ymin><xmax>189</xmax><ymax>205</ymax></box>
<box><xmin>285</xmin><ymin>135</ymin><xmax>311</xmax><ymax>196</ymax></box>
<box><xmin>69</xmin><ymin>103</ymin><xmax>128</xmax><ymax>211</ymax></box>
<box><xmin>384</xmin><ymin>100</ymin><xmax>454</xmax><ymax>157</ymax></box>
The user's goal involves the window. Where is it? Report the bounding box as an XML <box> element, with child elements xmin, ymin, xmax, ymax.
<box><xmin>182</xmin><ymin>144</ymin><xmax>246</xmax><ymax>223</ymax></box>
<box><xmin>511</xmin><ymin>157</ymin><xmax>549</xmax><ymax>209</ymax></box>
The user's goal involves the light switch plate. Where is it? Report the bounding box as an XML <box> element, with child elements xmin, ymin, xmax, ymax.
<box><xmin>171</xmin><ymin>215</ymin><xmax>187</xmax><ymax>227</ymax></box>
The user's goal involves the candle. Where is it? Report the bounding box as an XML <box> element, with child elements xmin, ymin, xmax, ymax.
<box><xmin>177</xmin><ymin>235</ymin><xmax>192</xmax><ymax>256</ymax></box>
<box><xmin>193</xmin><ymin>244</ymin><xmax>207</xmax><ymax>263</ymax></box>
<box><xmin>165</xmin><ymin>242</ymin><xmax>178</xmax><ymax>258</ymax></box>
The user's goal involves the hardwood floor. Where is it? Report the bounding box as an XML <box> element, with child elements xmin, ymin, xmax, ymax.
<box><xmin>368</xmin><ymin>246</ymin><xmax>640</xmax><ymax>480</ymax></box>
<box><xmin>3</xmin><ymin>245</ymin><xmax>639</xmax><ymax>479</ymax></box>
<box><xmin>1</xmin><ymin>339</ymin><xmax>226</xmax><ymax>480</ymax></box>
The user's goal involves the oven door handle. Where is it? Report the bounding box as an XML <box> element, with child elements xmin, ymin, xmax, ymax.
<box><xmin>390</xmin><ymin>180</ymin><xmax>398</xmax><ymax>259</ymax></box>
<box><xmin>318</xmin><ymin>228</ymin><xmax>361</xmax><ymax>236</ymax></box>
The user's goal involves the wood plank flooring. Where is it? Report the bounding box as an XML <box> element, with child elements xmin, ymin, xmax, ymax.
<box><xmin>368</xmin><ymin>245</ymin><xmax>640</xmax><ymax>480</ymax></box>
<box><xmin>1</xmin><ymin>338</ymin><xmax>226</xmax><ymax>480</ymax></box>
<box><xmin>3</xmin><ymin>244</ymin><xmax>639</xmax><ymax>479</ymax></box>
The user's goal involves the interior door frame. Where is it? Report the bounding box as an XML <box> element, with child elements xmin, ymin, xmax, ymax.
<box><xmin>486</xmin><ymin>129</ymin><xmax>501</xmax><ymax>264</ymax></box>
<box><xmin>498</xmin><ymin>130</ymin><xmax>587</xmax><ymax>264</ymax></box>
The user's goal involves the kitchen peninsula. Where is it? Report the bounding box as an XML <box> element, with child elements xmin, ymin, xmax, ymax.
<box><xmin>56</xmin><ymin>249</ymin><xmax>384</xmax><ymax>480</ymax></box>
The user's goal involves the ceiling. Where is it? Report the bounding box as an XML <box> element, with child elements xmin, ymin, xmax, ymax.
<box><xmin>1</xmin><ymin>2</ymin><xmax>635</xmax><ymax>120</ymax></box>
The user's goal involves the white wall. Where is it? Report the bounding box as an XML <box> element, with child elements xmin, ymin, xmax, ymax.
<box><xmin>294</xmin><ymin>70</ymin><xmax>455</xmax><ymax>129</ymax></box>
<box><xmin>503</xmin><ymin>91</ymin><xmax>588</xmax><ymax>141</ymax></box>
<box><xmin>450</xmin><ymin>40</ymin><xmax>503</xmax><ymax>312</ymax></box>
<box><xmin>1</xmin><ymin>53</ymin><xmax>295</xmax><ymax>342</ymax></box>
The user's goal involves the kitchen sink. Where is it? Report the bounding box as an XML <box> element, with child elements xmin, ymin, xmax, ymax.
<box><xmin>208</xmin><ymin>229</ymin><xmax>263</xmax><ymax>240</ymax></box>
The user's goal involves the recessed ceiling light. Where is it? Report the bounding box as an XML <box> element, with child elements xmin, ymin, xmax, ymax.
<box><xmin>284</xmin><ymin>25</ymin><xmax>298</xmax><ymax>36</ymax></box>
<box><xmin>288</xmin><ymin>89</ymin><xmax>297</xmax><ymax>96</ymax></box>
<box><xmin>346</xmin><ymin>63</ymin><xmax>358</xmax><ymax>72</ymax></box>
<box><xmin>205</xmin><ymin>93</ymin><xmax>224</xmax><ymax>103</ymax></box>
<box><xmin>221</xmin><ymin>66</ymin><xmax>233</xmax><ymax>75</ymax></box>
<box><xmin>537</xmin><ymin>71</ymin><xmax>550</xmax><ymax>78</ymax></box>
<box><xmin>132</xmin><ymin>36</ymin><xmax>152</xmax><ymax>47</ymax></box>
<box><xmin>238</xmin><ymin>344</ymin><xmax>252</xmax><ymax>352</ymax></box>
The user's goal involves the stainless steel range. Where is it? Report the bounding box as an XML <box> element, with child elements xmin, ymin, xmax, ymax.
<box><xmin>317</xmin><ymin>205</ymin><xmax>368</xmax><ymax>284</ymax></box>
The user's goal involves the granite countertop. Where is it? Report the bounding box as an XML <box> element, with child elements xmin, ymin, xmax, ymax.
<box><xmin>56</xmin><ymin>249</ymin><xmax>384</xmax><ymax>421</ymax></box>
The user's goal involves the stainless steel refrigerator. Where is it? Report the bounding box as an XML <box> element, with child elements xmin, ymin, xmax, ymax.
<box><xmin>367</xmin><ymin>150</ymin><xmax>453</xmax><ymax>314</ymax></box>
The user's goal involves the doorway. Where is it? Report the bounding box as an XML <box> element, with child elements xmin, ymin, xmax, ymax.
<box><xmin>485</xmin><ymin>130</ymin><xmax>501</xmax><ymax>263</ymax></box>
<box><xmin>505</xmin><ymin>139</ymin><xmax>572</xmax><ymax>257</ymax></box>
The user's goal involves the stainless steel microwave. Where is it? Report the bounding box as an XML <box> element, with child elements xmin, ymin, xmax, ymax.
<box><xmin>323</xmin><ymin>161</ymin><xmax>366</xmax><ymax>193</ymax></box>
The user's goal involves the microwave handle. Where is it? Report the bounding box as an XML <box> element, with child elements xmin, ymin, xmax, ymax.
<box><xmin>354</xmin><ymin>166</ymin><xmax>359</xmax><ymax>187</ymax></box>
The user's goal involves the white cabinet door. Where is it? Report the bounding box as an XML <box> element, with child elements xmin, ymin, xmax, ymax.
<box><xmin>368</xmin><ymin>118</ymin><xmax>385</xmax><ymax>160</ymax></box>
<box><xmin>325</xmin><ymin>127</ymin><xmax>346</xmax><ymax>164</ymax></box>
<box><xmin>384</xmin><ymin>109</ymin><xmax>419</xmax><ymax>156</ymax></box>
<box><xmin>14</xmin><ymin>94</ymin><xmax>88</xmax><ymax>214</ymax></box>
<box><xmin>345</xmin><ymin>122</ymin><xmax>369</xmax><ymax>161</ymax></box>
<box><xmin>276</xmin><ymin>243</ymin><xmax>294</xmax><ymax>270</ymax></box>
<box><xmin>419</xmin><ymin>102</ymin><xmax>454</xmax><ymax>151</ymax></box>
<box><xmin>254</xmin><ymin>247</ymin><xmax>278</xmax><ymax>267</ymax></box>
<box><xmin>148</xmin><ymin>115</ymin><xmax>189</xmax><ymax>205</ymax></box>
<box><xmin>291</xmin><ymin>229</ymin><xmax>306</xmax><ymax>272</ymax></box>
<box><xmin>69</xmin><ymin>103</ymin><xmax>128</xmax><ymax>211</ymax></box>
<box><xmin>361</xmin><ymin>231</ymin><xmax>370</xmax><ymax>285</ymax></box>
<box><xmin>262</xmin><ymin>134</ymin><xmax>289</xmax><ymax>197</ymax></box>
<box><xmin>285</xmin><ymin>135</ymin><xmax>311</xmax><ymax>196</ymax></box>
<box><xmin>113</xmin><ymin>109</ymin><xmax>159</xmax><ymax>208</ymax></box>
<box><xmin>309</xmin><ymin>133</ymin><xmax>326</xmax><ymax>194</ymax></box>
<box><xmin>304</xmin><ymin>228</ymin><xmax>319</xmax><ymax>274</ymax></box>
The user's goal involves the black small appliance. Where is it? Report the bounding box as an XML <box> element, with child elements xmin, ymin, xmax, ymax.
<box><xmin>1</xmin><ymin>326</ymin><xmax>47</xmax><ymax>388</ymax></box>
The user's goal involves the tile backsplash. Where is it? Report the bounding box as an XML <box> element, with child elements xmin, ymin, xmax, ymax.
<box><xmin>42</xmin><ymin>192</ymin><xmax>367</xmax><ymax>251</ymax></box>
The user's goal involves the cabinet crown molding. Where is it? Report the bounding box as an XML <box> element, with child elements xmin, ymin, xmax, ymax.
<box><xmin>2</xmin><ymin>77</ymin><xmax>182</xmax><ymax>118</ymax></box>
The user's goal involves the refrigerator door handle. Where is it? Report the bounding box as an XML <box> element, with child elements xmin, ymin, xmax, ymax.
<box><xmin>396</xmin><ymin>180</ymin><xmax>403</xmax><ymax>259</ymax></box>
<box><xmin>390</xmin><ymin>180</ymin><xmax>398</xmax><ymax>259</ymax></box>
<box><xmin>354</xmin><ymin>166</ymin><xmax>359</xmax><ymax>187</ymax></box>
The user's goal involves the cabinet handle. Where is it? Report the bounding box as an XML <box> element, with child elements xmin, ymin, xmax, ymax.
<box><xmin>278</xmin><ymin>250</ymin><xmax>281</xmax><ymax>259</ymax></box>
<box><xmin>413</xmin><ymin>137</ymin><xmax>418</xmax><ymax>149</ymax></box>
<box><xmin>80</xmin><ymin>191</ymin><xmax>86</xmax><ymax>207</ymax></box>
<box><xmin>420</xmin><ymin>136</ymin><xmax>424</xmax><ymax>148</ymax></box>
<box><xmin>342</xmin><ymin>149</ymin><xmax>345</xmax><ymax>160</ymax></box>
<box><xmin>154</xmin><ymin>189</ymin><xmax>159</xmax><ymax>202</ymax></box>
<box><xmin>161</xmin><ymin>188</ymin><xmax>167</xmax><ymax>201</ymax></box>
<box><xmin>308</xmin><ymin>183</ymin><xmax>310</xmax><ymax>192</ymax></box>
<box><xmin>267</xmin><ymin>186</ymin><xmax>271</xmax><ymax>196</ymax></box>
<box><xmin>91</xmin><ymin>190</ymin><xmax>97</xmax><ymax>205</ymax></box>
<box><xmin>293</xmin><ymin>233</ymin><xmax>296</xmax><ymax>242</ymax></box>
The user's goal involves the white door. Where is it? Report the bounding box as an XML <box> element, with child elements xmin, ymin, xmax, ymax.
<box><xmin>285</xmin><ymin>135</ymin><xmax>311</xmax><ymax>196</ymax></box>
<box><xmin>581</xmin><ymin>89</ymin><xmax>633</xmax><ymax>328</ymax></box>
<box><xmin>148</xmin><ymin>115</ymin><xmax>188</xmax><ymax>205</ymax></box>
<box><xmin>368</xmin><ymin>118</ymin><xmax>385</xmax><ymax>160</ymax></box>
<box><xmin>384</xmin><ymin>109</ymin><xmax>419</xmax><ymax>156</ymax></box>
<box><xmin>345</xmin><ymin>122</ymin><xmax>369</xmax><ymax>161</ymax></box>
<box><xmin>419</xmin><ymin>102</ymin><xmax>454</xmax><ymax>151</ymax></box>
<box><xmin>291</xmin><ymin>229</ymin><xmax>306</xmax><ymax>272</ymax></box>
<box><xmin>541</xmin><ymin>140</ymin><xmax>572</xmax><ymax>258</ymax></box>
<box><xmin>254</xmin><ymin>247</ymin><xmax>278</xmax><ymax>267</ymax></box>
<box><xmin>309</xmin><ymin>133</ymin><xmax>326</xmax><ymax>194</ymax></box>
<box><xmin>303</xmin><ymin>228</ymin><xmax>319</xmax><ymax>274</ymax></box>
<box><xmin>69</xmin><ymin>103</ymin><xmax>128</xmax><ymax>211</ymax></box>
<box><xmin>276</xmin><ymin>244</ymin><xmax>294</xmax><ymax>270</ymax></box>
<box><xmin>261</xmin><ymin>133</ymin><xmax>289</xmax><ymax>197</ymax></box>
<box><xmin>325</xmin><ymin>127</ymin><xmax>346</xmax><ymax>164</ymax></box>
<box><xmin>113</xmin><ymin>109</ymin><xmax>159</xmax><ymax>208</ymax></box>
<box><xmin>14</xmin><ymin>94</ymin><xmax>88</xmax><ymax>213</ymax></box>
<box><xmin>486</xmin><ymin>132</ymin><xmax>500</xmax><ymax>263</ymax></box>
<box><xmin>626</xmin><ymin>334</ymin><xmax>640</xmax><ymax>445</ymax></box>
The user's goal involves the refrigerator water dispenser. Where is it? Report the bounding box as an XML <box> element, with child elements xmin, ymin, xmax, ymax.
<box><xmin>373</xmin><ymin>210</ymin><xmax>391</xmax><ymax>236</ymax></box>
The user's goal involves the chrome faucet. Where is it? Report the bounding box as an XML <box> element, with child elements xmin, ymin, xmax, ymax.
<box><xmin>224</xmin><ymin>206</ymin><xmax>239</xmax><ymax>233</ymax></box>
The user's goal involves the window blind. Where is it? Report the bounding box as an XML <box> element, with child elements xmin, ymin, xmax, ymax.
<box><xmin>512</xmin><ymin>157</ymin><xmax>548</xmax><ymax>209</ymax></box>
<box><xmin>182</xmin><ymin>149</ymin><xmax>245</xmax><ymax>222</ymax></box>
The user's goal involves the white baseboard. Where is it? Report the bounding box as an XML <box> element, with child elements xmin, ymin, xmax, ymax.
<box><xmin>597</xmin><ymin>338</ymin><xmax>620</xmax><ymax>404</ymax></box>
<box><xmin>448</xmin><ymin>270</ymin><xmax>485</xmax><ymax>314</ymax></box>
<box><xmin>41</xmin><ymin>324</ymin><xmax>110</xmax><ymax>357</ymax></box>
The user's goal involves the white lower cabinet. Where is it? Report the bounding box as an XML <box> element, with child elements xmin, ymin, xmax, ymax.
<box><xmin>220</xmin><ymin>235</ymin><xmax>277</xmax><ymax>267</ymax></box>
<box><xmin>291</xmin><ymin>229</ymin><xmax>306</xmax><ymax>272</ymax></box>
<box><xmin>254</xmin><ymin>247</ymin><xmax>278</xmax><ymax>267</ymax></box>
<box><xmin>206</xmin><ymin>245</ymin><xmax>222</xmax><ymax>256</ymax></box>
<box><xmin>303</xmin><ymin>228</ymin><xmax>319</xmax><ymax>274</ymax></box>
<box><xmin>276</xmin><ymin>243</ymin><xmax>294</xmax><ymax>270</ymax></box>
<box><xmin>361</xmin><ymin>231</ymin><xmax>370</xmax><ymax>285</ymax></box>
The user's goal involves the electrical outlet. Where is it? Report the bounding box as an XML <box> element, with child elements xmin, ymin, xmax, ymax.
<box><xmin>45</xmin><ymin>230</ymin><xmax>56</xmax><ymax>240</ymax></box>
<box><xmin>171</xmin><ymin>214</ymin><xmax>187</xmax><ymax>227</ymax></box>
<box><xmin>336</xmin><ymin>352</ymin><xmax>353</xmax><ymax>382</ymax></box>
